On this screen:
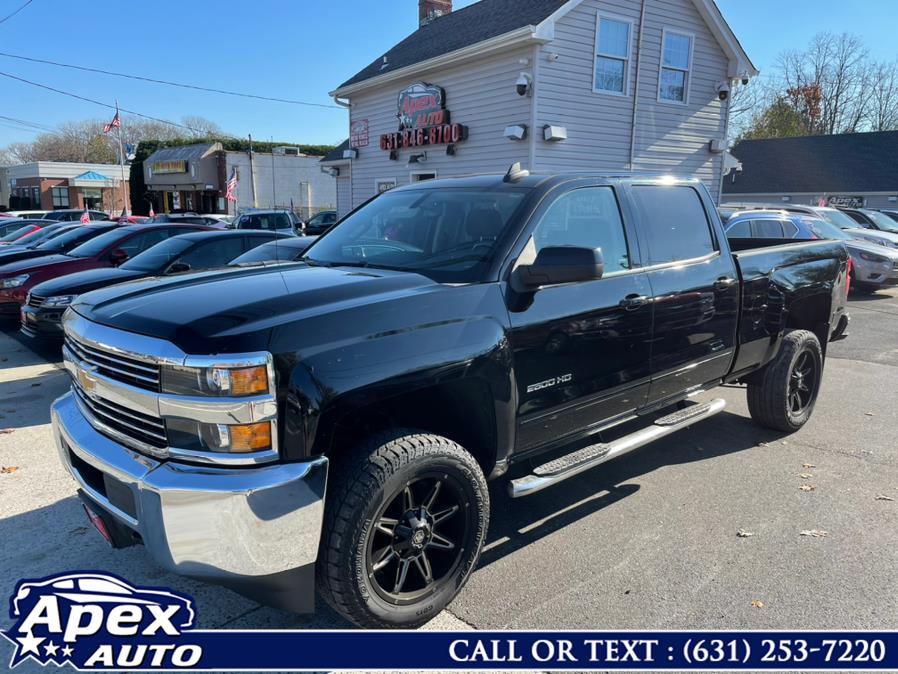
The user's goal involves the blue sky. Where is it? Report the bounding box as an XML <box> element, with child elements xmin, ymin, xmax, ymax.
<box><xmin>0</xmin><ymin>0</ymin><xmax>896</xmax><ymax>148</ymax></box>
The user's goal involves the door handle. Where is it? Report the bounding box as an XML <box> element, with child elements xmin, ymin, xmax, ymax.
<box><xmin>714</xmin><ymin>276</ymin><xmax>737</xmax><ymax>291</ymax></box>
<box><xmin>619</xmin><ymin>294</ymin><xmax>650</xmax><ymax>310</ymax></box>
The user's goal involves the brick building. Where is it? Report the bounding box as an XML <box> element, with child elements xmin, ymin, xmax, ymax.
<box><xmin>4</xmin><ymin>161</ymin><xmax>129</xmax><ymax>213</ymax></box>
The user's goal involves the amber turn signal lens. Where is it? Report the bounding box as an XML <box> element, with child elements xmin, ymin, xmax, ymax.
<box><xmin>228</xmin><ymin>422</ymin><xmax>272</xmax><ymax>452</ymax></box>
<box><xmin>229</xmin><ymin>366</ymin><xmax>269</xmax><ymax>396</ymax></box>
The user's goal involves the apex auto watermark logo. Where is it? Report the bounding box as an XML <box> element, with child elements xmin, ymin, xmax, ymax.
<box><xmin>1</xmin><ymin>572</ymin><xmax>200</xmax><ymax>669</ymax></box>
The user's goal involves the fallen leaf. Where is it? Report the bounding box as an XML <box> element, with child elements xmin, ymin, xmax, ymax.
<box><xmin>799</xmin><ymin>485</ymin><xmax>816</xmax><ymax>492</ymax></box>
<box><xmin>865</xmin><ymin>412</ymin><xmax>875</xmax><ymax>416</ymax></box>
<box><xmin>751</xmin><ymin>600</ymin><xmax>764</xmax><ymax>609</ymax></box>
<box><xmin>800</xmin><ymin>529</ymin><xmax>828</xmax><ymax>538</ymax></box>
<box><xmin>624</xmin><ymin>589</ymin><xmax>631</xmax><ymax>595</ymax></box>
<box><xmin>69</xmin><ymin>526</ymin><xmax>89</xmax><ymax>535</ymax></box>
<box><xmin>875</xmin><ymin>494</ymin><xmax>895</xmax><ymax>502</ymax></box>
<box><xmin>0</xmin><ymin>429</ymin><xmax>14</xmax><ymax>435</ymax></box>
<box><xmin>799</xmin><ymin>473</ymin><xmax>814</xmax><ymax>479</ymax></box>
<box><xmin>758</xmin><ymin>441</ymin><xmax>770</xmax><ymax>447</ymax></box>
<box><xmin>802</xmin><ymin>463</ymin><xmax>816</xmax><ymax>469</ymax></box>
<box><xmin>781</xmin><ymin>441</ymin><xmax>788</xmax><ymax>445</ymax></box>
<box><xmin>737</xmin><ymin>529</ymin><xmax>755</xmax><ymax>538</ymax></box>
<box><xmin>0</xmin><ymin>466</ymin><xmax>19</xmax><ymax>474</ymax></box>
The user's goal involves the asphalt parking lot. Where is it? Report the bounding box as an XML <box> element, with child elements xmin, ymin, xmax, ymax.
<box><xmin>1</xmin><ymin>289</ymin><xmax>897</xmax><ymax>668</ymax></box>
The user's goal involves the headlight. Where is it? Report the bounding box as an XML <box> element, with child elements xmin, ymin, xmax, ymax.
<box><xmin>859</xmin><ymin>251</ymin><xmax>889</xmax><ymax>263</ymax></box>
<box><xmin>161</xmin><ymin>363</ymin><xmax>270</xmax><ymax>397</ymax></box>
<box><xmin>42</xmin><ymin>295</ymin><xmax>77</xmax><ymax>308</ymax></box>
<box><xmin>0</xmin><ymin>274</ymin><xmax>29</xmax><ymax>289</ymax></box>
<box><xmin>167</xmin><ymin>418</ymin><xmax>273</xmax><ymax>454</ymax></box>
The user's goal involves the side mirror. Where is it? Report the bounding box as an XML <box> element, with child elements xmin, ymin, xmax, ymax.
<box><xmin>515</xmin><ymin>246</ymin><xmax>604</xmax><ymax>290</ymax></box>
<box><xmin>108</xmin><ymin>248</ymin><xmax>129</xmax><ymax>265</ymax></box>
<box><xmin>166</xmin><ymin>261</ymin><xmax>191</xmax><ymax>274</ymax></box>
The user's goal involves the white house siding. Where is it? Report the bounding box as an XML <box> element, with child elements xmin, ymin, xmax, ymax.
<box><xmin>336</xmin><ymin>172</ymin><xmax>352</xmax><ymax>218</ymax></box>
<box><xmin>534</xmin><ymin>0</ymin><xmax>728</xmax><ymax>200</ymax></box>
<box><xmin>347</xmin><ymin>46</ymin><xmax>534</xmax><ymax>208</ymax></box>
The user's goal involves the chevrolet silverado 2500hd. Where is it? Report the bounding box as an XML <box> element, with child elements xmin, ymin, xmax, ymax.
<box><xmin>52</xmin><ymin>169</ymin><xmax>849</xmax><ymax>628</ymax></box>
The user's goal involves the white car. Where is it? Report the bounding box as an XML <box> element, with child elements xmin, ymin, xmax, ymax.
<box><xmin>2</xmin><ymin>210</ymin><xmax>49</xmax><ymax>219</ymax></box>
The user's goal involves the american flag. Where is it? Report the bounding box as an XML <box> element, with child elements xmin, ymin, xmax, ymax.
<box><xmin>103</xmin><ymin>109</ymin><xmax>121</xmax><ymax>134</ymax></box>
<box><xmin>79</xmin><ymin>210</ymin><xmax>90</xmax><ymax>224</ymax></box>
<box><xmin>148</xmin><ymin>205</ymin><xmax>155</xmax><ymax>218</ymax></box>
<box><xmin>225</xmin><ymin>168</ymin><xmax>239</xmax><ymax>203</ymax></box>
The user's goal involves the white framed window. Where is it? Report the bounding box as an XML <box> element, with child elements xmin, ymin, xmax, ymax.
<box><xmin>658</xmin><ymin>29</ymin><xmax>694</xmax><ymax>104</ymax></box>
<box><xmin>594</xmin><ymin>14</ymin><xmax>633</xmax><ymax>96</ymax></box>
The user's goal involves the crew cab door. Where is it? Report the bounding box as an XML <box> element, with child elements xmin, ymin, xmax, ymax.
<box><xmin>506</xmin><ymin>182</ymin><xmax>653</xmax><ymax>454</ymax></box>
<box><xmin>626</xmin><ymin>183</ymin><xmax>739</xmax><ymax>405</ymax></box>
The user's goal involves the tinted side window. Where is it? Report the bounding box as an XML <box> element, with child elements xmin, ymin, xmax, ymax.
<box><xmin>176</xmin><ymin>238</ymin><xmax>245</xmax><ymax>269</ymax></box>
<box><xmin>726</xmin><ymin>219</ymin><xmax>751</xmax><ymax>237</ymax></box>
<box><xmin>781</xmin><ymin>220</ymin><xmax>799</xmax><ymax>238</ymax></box>
<box><xmin>631</xmin><ymin>185</ymin><xmax>715</xmax><ymax>264</ymax></box>
<box><xmin>751</xmin><ymin>219</ymin><xmax>785</xmax><ymax>238</ymax></box>
<box><xmin>531</xmin><ymin>186</ymin><xmax>630</xmax><ymax>274</ymax></box>
<box><xmin>116</xmin><ymin>229</ymin><xmax>171</xmax><ymax>257</ymax></box>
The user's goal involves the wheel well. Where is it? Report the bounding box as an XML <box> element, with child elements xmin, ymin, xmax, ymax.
<box><xmin>324</xmin><ymin>380</ymin><xmax>498</xmax><ymax>476</ymax></box>
<box><xmin>785</xmin><ymin>294</ymin><xmax>831</xmax><ymax>355</ymax></box>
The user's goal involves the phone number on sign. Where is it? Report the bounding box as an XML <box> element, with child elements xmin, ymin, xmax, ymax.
<box><xmin>680</xmin><ymin>638</ymin><xmax>887</xmax><ymax>665</ymax></box>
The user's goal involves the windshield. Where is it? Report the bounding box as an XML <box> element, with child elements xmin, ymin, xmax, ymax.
<box><xmin>804</xmin><ymin>218</ymin><xmax>852</xmax><ymax>241</ymax></box>
<box><xmin>861</xmin><ymin>210</ymin><xmax>898</xmax><ymax>233</ymax></box>
<box><xmin>67</xmin><ymin>229</ymin><xmax>127</xmax><ymax>258</ymax></box>
<box><xmin>816</xmin><ymin>208</ymin><xmax>863</xmax><ymax>231</ymax></box>
<box><xmin>304</xmin><ymin>188</ymin><xmax>527</xmax><ymax>282</ymax></box>
<box><xmin>13</xmin><ymin>227</ymin><xmax>54</xmax><ymax>247</ymax></box>
<box><xmin>36</xmin><ymin>226</ymin><xmax>106</xmax><ymax>252</ymax></box>
<box><xmin>231</xmin><ymin>240</ymin><xmax>302</xmax><ymax>265</ymax></box>
<box><xmin>0</xmin><ymin>225</ymin><xmax>35</xmax><ymax>242</ymax></box>
<box><xmin>121</xmin><ymin>237</ymin><xmax>195</xmax><ymax>272</ymax></box>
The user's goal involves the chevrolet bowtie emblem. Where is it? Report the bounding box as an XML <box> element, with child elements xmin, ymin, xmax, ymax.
<box><xmin>76</xmin><ymin>365</ymin><xmax>98</xmax><ymax>398</ymax></box>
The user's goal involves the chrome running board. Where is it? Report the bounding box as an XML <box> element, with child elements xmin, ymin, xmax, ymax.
<box><xmin>508</xmin><ymin>398</ymin><xmax>727</xmax><ymax>498</ymax></box>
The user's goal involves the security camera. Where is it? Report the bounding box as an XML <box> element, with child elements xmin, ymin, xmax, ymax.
<box><xmin>717</xmin><ymin>81</ymin><xmax>731</xmax><ymax>101</ymax></box>
<box><xmin>515</xmin><ymin>72</ymin><xmax>533</xmax><ymax>97</ymax></box>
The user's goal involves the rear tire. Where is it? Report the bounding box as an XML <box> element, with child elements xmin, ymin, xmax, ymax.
<box><xmin>747</xmin><ymin>329</ymin><xmax>823</xmax><ymax>433</ymax></box>
<box><xmin>317</xmin><ymin>429</ymin><xmax>488</xmax><ymax>628</ymax></box>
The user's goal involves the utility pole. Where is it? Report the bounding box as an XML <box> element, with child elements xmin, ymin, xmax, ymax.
<box><xmin>115</xmin><ymin>99</ymin><xmax>129</xmax><ymax>216</ymax></box>
<box><xmin>270</xmin><ymin>136</ymin><xmax>277</xmax><ymax>208</ymax></box>
<box><xmin>248</xmin><ymin>134</ymin><xmax>258</xmax><ymax>208</ymax></box>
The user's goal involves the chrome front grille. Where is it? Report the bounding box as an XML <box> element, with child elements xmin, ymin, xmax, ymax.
<box><xmin>27</xmin><ymin>293</ymin><xmax>45</xmax><ymax>308</ymax></box>
<box><xmin>65</xmin><ymin>333</ymin><xmax>161</xmax><ymax>392</ymax></box>
<box><xmin>72</xmin><ymin>383</ymin><xmax>167</xmax><ymax>453</ymax></box>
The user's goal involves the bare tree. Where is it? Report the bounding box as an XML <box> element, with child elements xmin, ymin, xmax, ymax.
<box><xmin>865</xmin><ymin>60</ymin><xmax>898</xmax><ymax>131</ymax></box>
<box><xmin>776</xmin><ymin>32</ymin><xmax>870</xmax><ymax>135</ymax></box>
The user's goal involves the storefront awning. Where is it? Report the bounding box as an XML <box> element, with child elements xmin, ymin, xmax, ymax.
<box><xmin>71</xmin><ymin>171</ymin><xmax>116</xmax><ymax>187</ymax></box>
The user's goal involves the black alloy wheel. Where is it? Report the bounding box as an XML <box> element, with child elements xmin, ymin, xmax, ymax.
<box><xmin>787</xmin><ymin>350</ymin><xmax>817</xmax><ymax>416</ymax></box>
<box><xmin>365</xmin><ymin>473</ymin><xmax>470</xmax><ymax>605</ymax></box>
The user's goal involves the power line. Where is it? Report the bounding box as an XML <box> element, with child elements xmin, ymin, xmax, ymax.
<box><xmin>0</xmin><ymin>0</ymin><xmax>34</xmax><ymax>26</ymax></box>
<box><xmin>0</xmin><ymin>113</ymin><xmax>54</xmax><ymax>132</ymax></box>
<box><xmin>0</xmin><ymin>51</ymin><xmax>343</xmax><ymax>109</ymax></box>
<box><xmin>0</xmin><ymin>70</ymin><xmax>225</xmax><ymax>135</ymax></box>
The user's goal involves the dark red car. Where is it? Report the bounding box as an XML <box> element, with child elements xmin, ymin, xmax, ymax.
<box><xmin>0</xmin><ymin>223</ymin><xmax>209</xmax><ymax>318</ymax></box>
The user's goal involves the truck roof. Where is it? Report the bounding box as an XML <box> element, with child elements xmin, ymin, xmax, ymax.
<box><xmin>389</xmin><ymin>172</ymin><xmax>704</xmax><ymax>193</ymax></box>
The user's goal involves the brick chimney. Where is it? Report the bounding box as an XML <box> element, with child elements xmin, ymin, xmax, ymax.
<box><xmin>419</xmin><ymin>0</ymin><xmax>452</xmax><ymax>27</ymax></box>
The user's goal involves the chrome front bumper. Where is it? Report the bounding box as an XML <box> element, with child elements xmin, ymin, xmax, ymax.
<box><xmin>52</xmin><ymin>391</ymin><xmax>328</xmax><ymax>612</ymax></box>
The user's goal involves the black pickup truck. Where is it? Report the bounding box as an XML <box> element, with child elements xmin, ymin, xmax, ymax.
<box><xmin>51</xmin><ymin>169</ymin><xmax>849</xmax><ymax>629</ymax></box>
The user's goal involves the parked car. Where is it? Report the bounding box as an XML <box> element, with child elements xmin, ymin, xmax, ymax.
<box><xmin>144</xmin><ymin>214</ymin><xmax>223</xmax><ymax>227</ymax></box>
<box><xmin>0</xmin><ymin>223</ymin><xmax>208</xmax><ymax>319</ymax></box>
<box><xmin>53</xmin><ymin>171</ymin><xmax>849</xmax><ymax>628</ymax></box>
<box><xmin>303</xmin><ymin>210</ymin><xmax>338</xmax><ymax>235</ymax></box>
<box><xmin>0</xmin><ymin>221</ymin><xmax>45</xmax><ymax>244</ymax></box>
<box><xmin>200</xmin><ymin>214</ymin><xmax>234</xmax><ymax>228</ymax></box>
<box><xmin>725</xmin><ymin>211</ymin><xmax>898</xmax><ymax>296</ymax></box>
<box><xmin>228</xmin><ymin>236</ymin><xmax>319</xmax><ymax>266</ymax></box>
<box><xmin>22</xmin><ymin>230</ymin><xmax>284</xmax><ymax>340</ymax></box>
<box><xmin>875</xmin><ymin>209</ymin><xmax>898</xmax><ymax>223</ymax></box>
<box><xmin>232</xmin><ymin>210</ymin><xmax>301</xmax><ymax>235</ymax></box>
<box><xmin>43</xmin><ymin>209</ymin><xmax>108</xmax><ymax>222</ymax></box>
<box><xmin>0</xmin><ymin>223</ymin><xmax>118</xmax><ymax>268</ymax></box>
<box><xmin>2</xmin><ymin>210</ymin><xmax>50</xmax><ymax>219</ymax></box>
<box><xmin>0</xmin><ymin>218</ymin><xmax>52</xmax><ymax>241</ymax></box>
<box><xmin>840</xmin><ymin>208</ymin><xmax>898</xmax><ymax>235</ymax></box>
<box><xmin>722</xmin><ymin>202</ymin><xmax>898</xmax><ymax>248</ymax></box>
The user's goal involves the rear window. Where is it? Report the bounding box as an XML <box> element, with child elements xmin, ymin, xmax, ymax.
<box><xmin>726</xmin><ymin>219</ymin><xmax>751</xmax><ymax>237</ymax></box>
<box><xmin>752</xmin><ymin>219</ymin><xmax>785</xmax><ymax>238</ymax></box>
<box><xmin>37</xmin><ymin>226</ymin><xmax>110</xmax><ymax>251</ymax></box>
<box><xmin>631</xmin><ymin>185</ymin><xmax>715</xmax><ymax>264</ymax></box>
<box><xmin>237</xmin><ymin>213</ymin><xmax>292</xmax><ymax>231</ymax></box>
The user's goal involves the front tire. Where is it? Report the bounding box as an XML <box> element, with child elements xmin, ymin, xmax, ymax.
<box><xmin>747</xmin><ymin>329</ymin><xmax>823</xmax><ymax>432</ymax></box>
<box><xmin>317</xmin><ymin>429</ymin><xmax>488</xmax><ymax>628</ymax></box>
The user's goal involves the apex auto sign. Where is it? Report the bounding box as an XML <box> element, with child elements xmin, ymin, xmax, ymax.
<box><xmin>380</xmin><ymin>82</ymin><xmax>468</xmax><ymax>153</ymax></box>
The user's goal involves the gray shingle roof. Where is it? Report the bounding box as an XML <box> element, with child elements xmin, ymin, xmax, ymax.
<box><xmin>337</xmin><ymin>0</ymin><xmax>569</xmax><ymax>90</ymax></box>
<box><xmin>145</xmin><ymin>142</ymin><xmax>221</xmax><ymax>164</ymax></box>
<box><xmin>725</xmin><ymin>132</ymin><xmax>898</xmax><ymax>194</ymax></box>
<box><xmin>320</xmin><ymin>139</ymin><xmax>350</xmax><ymax>163</ymax></box>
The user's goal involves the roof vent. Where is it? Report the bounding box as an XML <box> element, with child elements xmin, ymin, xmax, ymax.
<box><xmin>380</xmin><ymin>56</ymin><xmax>389</xmax><ymax>71</ymax></box>
<box><xmin>503</xmin><ymin>162</ymin><xmax>530</xmax><ymax>183</ymax></box>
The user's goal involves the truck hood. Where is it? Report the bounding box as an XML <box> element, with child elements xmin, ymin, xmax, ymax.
<box><xmin>0</xmin><ymin>248</ymin><xmax>56</xmax><ymax>267</ymax></box>
<box><xmin>31</xmin><ymin>267</ymin><xmax>146</xmax><ymax>298</ymax></box>
<box><xmin>71</xmin><ymin>264</ymin><xmax>438</xmax><ymax>353</ymax></box>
